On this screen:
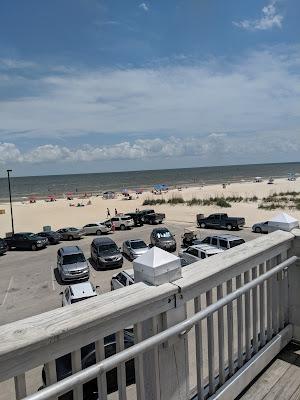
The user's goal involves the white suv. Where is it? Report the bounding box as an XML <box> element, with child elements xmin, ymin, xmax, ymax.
<box><xmin>111</xmin><ymin>215</ymin><xmax>134</xmax><ymax>230</ymax></box>
<box><xmin>179</xmin><ymin>244</ymin><xmax>224</xmax><ymax>265</ymax></box>
<box><xmin>200</xmin><ymin>234</ymin><xmax>245</xmax><ymax>250</ymax></box>
<box><xmin>61</xmin><ymin>282</ymin><xmax>98</xmax><ymax>306</ymax></box>
<box><xmin>111</xmin><ymin>269</ymin><xmax>134</xmax><ymax>290</ymax></box>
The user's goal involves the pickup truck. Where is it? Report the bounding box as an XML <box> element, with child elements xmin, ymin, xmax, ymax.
<box><xmin>197</xmin><ymin>213</ymin><xmax>245</xmax><ymax>231</ymax></box>
<box><xmin>139</xmin><ymin>209</ymin><xmax>165</xmax><ymax>225</ymax></box>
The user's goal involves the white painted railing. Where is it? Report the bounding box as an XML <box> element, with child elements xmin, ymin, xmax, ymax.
<box><xmin>0</xmin><ymin>230</ymin><xmax>299</xmax><ymax>400</ymax></box>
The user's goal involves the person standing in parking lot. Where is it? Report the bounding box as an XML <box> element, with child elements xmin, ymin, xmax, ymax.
<box><xmin>115</xmin><ymin>208</ymin><xmax>118</xmax><ymax>216</ymax></box>
<box><xmin>107</xmin><ymin>208</ymin><xmax>110</xmax><ymax>218</ymax></box>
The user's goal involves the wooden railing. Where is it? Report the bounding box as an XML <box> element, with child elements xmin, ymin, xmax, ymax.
<box><xmin>0</xmin><ymin>230</ymin><xmax>299</xmax><ymax>400</ymax></box>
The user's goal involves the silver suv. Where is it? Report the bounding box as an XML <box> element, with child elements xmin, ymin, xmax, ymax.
<box><xmin>200</xmin><ymin>234</ymin><xmax>245</xmax><ymax>250</ymax></box>
<box><xmin>57</xmin><ymin>246</ymin><xmax>90</xmax><ymax>282</ymax></box>
<box><xmin>110</xmin><ymin>215</ymin><xmax>134</xmax><ymax>230</ymax></box>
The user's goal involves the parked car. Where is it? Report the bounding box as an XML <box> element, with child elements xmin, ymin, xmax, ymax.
<box><xmin>82</xmin><ymin>222</ymin><xmax>110</xmax><ymax>235</ymax></box>
<box><xmin>41</xmin><ymin>330</ymin><xmax>135</xmax><ymax>399</ymax></box>
<box><xmin>197</xmin><ymin>213</ymin><xmax>245</xmax><ymax>230</ymax></box>
<box><xmin>0</xmin><ymin>238</ymin><xmax>8</xmax><ymax>255</ymax></box>
<box><xmin>91</xmin><ymin>237</ymin><xmax>123</xmax><ymax>269</ymax></box>
<box><xmin>56</xmin><ymin>227</ymin><xmax>84</xmax><ymax>240</ymax></box>
<box><xmin>110</xmin><ymin>215</ymin><xmax>134</xmax><ymax>230</ymax></box>
<box><xmin>179</xmin><ymin>244</ymin><xmax>224</xmax><ymax>265</ymax></box>
<box><xmin>61</xmin><ymin>282</ymin><xmax>98</xmax><ymax>306</ymax></box>
<box><xmin>140</xmin><ymin>209</ymin><xmax>165</xmax><ymax>224</ymax></box>
<box><xmin>37</xmin><ymin>231</ymin><xmax>61</xmax><ymax>244</ymax></box>
<box><xmin>150</xmin><ymin>227</ymin><xmax>176</xmax><ymax>252</ymax></box>
<box><xmin>5</xmin><ymin>232</ymin><xmax>48</xmax><ymax>251</ymax></box>
<box><xmin>200</xmin><ymin>234</ymin><xmax>245</xmax><ymax>250</ymax></box>
<box><xmin>122</xmin><ymin>239</ymin><xmax>149</xmax><ymax>260</ymax></box>
<box><xmin>252</xmin><ymin>221</ymin><xmax>270</xmax><ymax>234</ymax></box>
<box><xmin>57</xmin><ymin>246</ymin><xmax>90</xmax><ymax>282</ymax></box>
<box><xmin>111</xmin><ymin>269</ymin><xmax>134</xmax><ymax>290</ymax></box>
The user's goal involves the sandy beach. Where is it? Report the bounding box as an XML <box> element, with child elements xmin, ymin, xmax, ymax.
<box><xmin>0</xmin><ymin>177</ymin><xmax>299</xmax><ymax>237</ymax></box>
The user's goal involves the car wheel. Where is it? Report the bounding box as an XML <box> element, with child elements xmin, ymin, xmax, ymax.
<box><xmin>120</xmin><ymin>224</ymin><xmax>126</xmax><ymax>231</ymax></box>
<box><xmin>31</xmin><ymin>243</ymin><xmax>37</xmax><ymax>251</ymax></box>
<box><xmin>68</xmin><ymin>235</ymin><xmax>73</xmax><ymax>240</ymax></box>
<box><xmin>226</xmin><ymin>224</ymin><xmax>233</xmax><ymax>230</ymax></box>
<box><xmin>200</xmin><ymin>223</ymin><xmax>206</xmax><ymax>229</ymax></box>
<box><xmin>96</xmin><ymin>230</ymin><xmax>102</xmax><ymax>236</ymax></box>
<box><xmin>255</xmin><ymin>227</ymin><xmax>262</xmax><ymax>233</ymax></box>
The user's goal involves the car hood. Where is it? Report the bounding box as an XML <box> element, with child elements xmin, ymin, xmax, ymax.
<box><xmin>63</xmin><ymin>262</ymin><xmax>88</xmax><ymax>272</ymax></box>
<box><xmin>32</xmin><ymin>235</ymin><xmax>47</xmax><ymax>241</ymax></box>
<box><xmin>157</xmin><ymin>237</ymin><xmax>175</xmax><ymax>243</ymax></box>
<box><xmin>99</xmin><ymin>250</ymin><xmax>120</xmax><ymax>258</ymax></box>
<box><xmin>132</xmin><ymin>247</ymin><xmax>149</xmax><ymax>255</ymax></box>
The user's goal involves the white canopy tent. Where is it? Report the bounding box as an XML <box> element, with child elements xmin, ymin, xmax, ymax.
<box><xmin>268</xmin><ymin>212</ymin><xmax>299</xmax><ymax>232</ymax></box>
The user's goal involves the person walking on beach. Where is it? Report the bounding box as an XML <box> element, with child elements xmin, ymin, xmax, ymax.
<box><xmin>107</xmin><ymin>208</ymin><xmax>110</xmax><ymax>218</ymax></box>
<box><xmin>115</xmin><ymin>208</ymin><xmax>118</xmax><ymax>216</ymax></box>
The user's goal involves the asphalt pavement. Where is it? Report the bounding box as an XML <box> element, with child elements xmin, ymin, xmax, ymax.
<box><xmin>0</xmin><ymin>222</ymin><xmax>260</xmax><ymax>326</ymax></box>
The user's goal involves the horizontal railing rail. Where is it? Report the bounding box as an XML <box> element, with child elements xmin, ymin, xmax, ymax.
<box><xmin>22</xmin><ymin>256</ymin><xmax>297</xmax><ymax>400</ymax></box>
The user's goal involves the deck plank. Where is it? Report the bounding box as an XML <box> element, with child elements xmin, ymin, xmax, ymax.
<box><xmin>240</xmin><ymin>343</ymin><xmax>300</xmax><ymax>400</ymax></box>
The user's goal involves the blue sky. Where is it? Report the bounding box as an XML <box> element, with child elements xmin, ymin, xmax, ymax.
<box><xmin>0</xmin><ymin>0</ymin><xmax>299</xmax><ymax>176</ymax></box>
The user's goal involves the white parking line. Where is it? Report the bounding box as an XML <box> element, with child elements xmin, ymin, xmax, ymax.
<box><xmin>50</xmin><ymin>266</ymin><xmax>56</xmax><ymax>291</ymax></box>
<box><xmin>0</xmin><ymin>276</ymin><xmax>14</xmax><ymax>307</ymax></box>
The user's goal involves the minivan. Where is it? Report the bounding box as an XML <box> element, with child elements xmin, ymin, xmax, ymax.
<box><xmin>91</xmin><ymin>237</ymin><xmax>123</xmax><ymax>269</ymax></box>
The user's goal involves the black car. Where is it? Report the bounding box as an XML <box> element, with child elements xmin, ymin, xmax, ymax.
<box><xmin>5</xmin><ymin>232</ymin><xmax>48</xmax><ymax>251</ymax></box>
<box><xmin>0</xmin><ymin>238</ymin><xmax>8</xmax><ymax>255</ymax></box>
<box><xmin>37</xmin><ymin>231</ymin><xmax>61</xmax><ymax>244</ymax></box>
<box><xmin>91</xmin><ymin>237</ymin><xmax>123</xmax><ymax>269</ymax></box>
<box><xmin>150</xmin><ymin>227</ymin><xmax>176</xmax><ymax>252</ymax></box>
<box><xmin>41</xmin><ymin>330</ymin><xmax>135</xmax><ymax>400</ymax></box>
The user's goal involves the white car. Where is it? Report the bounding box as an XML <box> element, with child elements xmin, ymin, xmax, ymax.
<box><xmin>179</xmin><ymin>244</ymin><xmax>224</xmax><ymax>265</ymax></box>
<box><xmin>83</xmin><ymin>222</ymin><xmax>111</xmax><ymax>235</ymax></box>
<box><xmin>111</xmin><ymin>215</ymin><xmax>134</xmax><ymax>230</ymax></box>
<box><xmin>111</xmin><ymin>269</ymin><xmax>134</xmax><ymax>290</ymax></box>
<box><xmin>61</xmin><ymin>282</ymin><xmax>98</xmax><ymax>306</ymax></box>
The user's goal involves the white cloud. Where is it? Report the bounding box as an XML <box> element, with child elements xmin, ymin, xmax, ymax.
<box><xmin>233</xmin><ymin>1</ymin><xmax>283</xmax><ymax>31</ymax></box>
<box><xmin>0</xmin><ymin>131</ymin><xmax>299</xmax><ymax>165</ymax></box>
<box><xmin>139</xmin><ymin>3</ymin><xmax>149</xmax><ymax>12</ymax></box>
<box><xmin>0</xmin><ymin>45</ymin><xmax>299</xmax><ymax>161</ymax></box>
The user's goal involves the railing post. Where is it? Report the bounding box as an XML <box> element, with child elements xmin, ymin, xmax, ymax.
<box><xmin>133</xmin><ymin>247</ymin><xmax>188</xmax><ymax>400</ymax></box>
<box><xmin>289</xmin><ymin>229</ymin><xmax>300</xmax><ymax>341</ymax></box>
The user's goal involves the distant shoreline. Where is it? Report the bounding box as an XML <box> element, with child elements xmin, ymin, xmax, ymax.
<box><xmin>0</xmin><ymin>162</ymin><xmax>298</xmax><ymax>203</ymax></box>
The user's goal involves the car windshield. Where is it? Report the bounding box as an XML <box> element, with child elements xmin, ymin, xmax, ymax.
<box><xmin>63</xmin><ymin>253</ymin><xmax>86</xmax><ymax>264</ymax></box>
<box><xmin>98</xmin><ymin>244</ymin><xmax>118</xmax><ymax>254</ymax></box>
<box><xmin>27</xmin><ymin>233</ymin><xmax>37</xmax><ymax>238</ymax></box>
<box><xmin>69</xmin><ymin>228</ymin><xmax>78</xmax><ymax>231</ymax></box>
<box><xmin>156</xmin><ymin>231</ymin><xmax>172</xmax><ymax>239</ymax></box>
<box><xmin>229</xmin><ymin>239</ymin><xmax>245</xmax><ymax>248</ymax></box>
<box><xmin>131</xmin><ymin>240</ymin><xmax>147</xmax><ymax>249</ymax></box>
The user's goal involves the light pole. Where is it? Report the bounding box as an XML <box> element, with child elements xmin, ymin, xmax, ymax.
<box><xmin>7</xmin><ymin>169</ymin><xmax>14</xmax><ymax>235</ymax></box>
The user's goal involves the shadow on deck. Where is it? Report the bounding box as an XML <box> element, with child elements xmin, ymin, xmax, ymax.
<box><xmin>239</xmin><ymin>342</ymin><xmax>300</xmax><ymax>400</ymax></box>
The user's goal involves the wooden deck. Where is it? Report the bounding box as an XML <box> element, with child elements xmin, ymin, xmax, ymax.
<box><xmin>239</xmin><ymin>342</ymin><xmax>300</xmax><ymax>400</ymax></box>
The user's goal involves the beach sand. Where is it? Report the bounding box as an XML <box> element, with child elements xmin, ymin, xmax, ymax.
<box><xmin>0</xmin><ymin>177</ymin><xmax>299</xmax><ymax>237</ymax></box>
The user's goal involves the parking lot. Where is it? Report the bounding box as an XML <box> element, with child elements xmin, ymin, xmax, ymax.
<box><xmin>0</xmin><ymin>221</ymin><xmax>260</xmax><ymax>326</ymax></box>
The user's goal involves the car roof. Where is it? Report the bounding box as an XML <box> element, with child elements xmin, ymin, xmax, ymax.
<box><xmin>60</xmin><ymin>246</ymin><xmax>82</xmax><ymax>255</ymax></box>
<box><xmin>127</xmin><ymin>239</ymin><xmax>146</xmax><ymax>244</ymax></box>
<box><xmin>191</xmin><ymin>244</ymin><xmax>224</xmax><ymax>254</ymax></box>
<box><xmin>206</xmin><ymin>234</ymin><xmax>243</xmax><ymax>241</ymax></box>
<box><xmin>69</xmin><ymin>282</ymin><xmax>96</xmax><ymax>299</ymax></box>
<box><xmin>152</xmin><ymin>227</ymin><xmax>169</xmax><ymax>232</ymax></box>
<box><xmin>92</xmin><ymin>237</ymin><xmax>116</xmax><ymax>245</ymax></box>
<box><xmin>123</xmin><ymin>269</ymin><xmax>134</xmax><ymax>279</ymax></box>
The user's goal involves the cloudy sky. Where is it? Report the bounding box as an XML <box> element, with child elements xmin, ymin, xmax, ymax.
<box><xmin>0</xmin><ymin>0</ymin><xmax>299</xmax><ymax>176</ymax></box>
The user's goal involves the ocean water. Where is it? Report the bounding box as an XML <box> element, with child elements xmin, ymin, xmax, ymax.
<box><xmin>0</xmin><ymin>162</ymin><xmax>299</xmax><ymax>202</ymax></box>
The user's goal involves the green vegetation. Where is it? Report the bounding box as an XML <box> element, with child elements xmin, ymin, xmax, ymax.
<box><xmin>142</xmin><ymin>198</ymin><xmax>166</xmax><ymax>206</ymax></box>
<box><xmin>167</xmin><ymin>196</ymin><xmax>185</xmax><ymax>205</ymax></box>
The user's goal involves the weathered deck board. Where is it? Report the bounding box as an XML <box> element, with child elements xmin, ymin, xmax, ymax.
<box><xmin>240</xmin><ymin>342</ymin><xmax>300</xmax><ymax>400</ymax></box>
